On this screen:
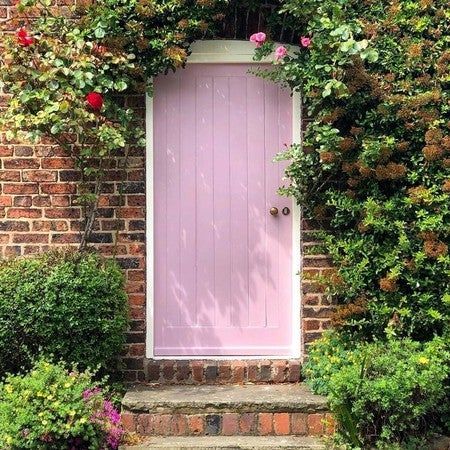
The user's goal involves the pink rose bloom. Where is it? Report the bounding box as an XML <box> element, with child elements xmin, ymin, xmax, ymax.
<box><xmin>275</xmin><ymin>45</ymin><xmax>288</xmax><ymax>60</ymax></box>
<box><xmin>300</xmin><ymin>36</ymin><xmax>312</xmax><ymax>48</ymax></box>
<box><xmin>249</xmin><ymin>32</ymin><xmax>266</xmax><ymax>47</ymax></box>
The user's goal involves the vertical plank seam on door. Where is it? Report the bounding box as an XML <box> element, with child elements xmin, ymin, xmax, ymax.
<box><xmin>177</xmin><ymin>74</ymin><xmax>182</xmax><ymax>326</ymax></box>
<box><xmin>164</xmin><ymin>83</ymin><xmax>169</xmax><ymax>328</ymax></box>
<box><xmin>263</xmin><ymin>80</ymin><xmax>268</xmax><ymax>327</ymax></box>
<box><xmin>276</xmin><ymin>85</ymin><xmax>281</xmax><ymax>326</ymax></box>
<box><xmin>227</xmin><ymin>76</ymin><xmax>231</xmax><ymax>328</ymax></box>
<box><xmin>194</xmin><ymin>75</ymin><xmax>198</xmax><ymax>327</ymax></box>
<box><xmin>212</xmin><ymin>74</ymin><xmax>216</xmax><ymax>327</ymax></box>
<box><xmin>245</xmin><ymin>76</ymin><xmax>250</xmax><ymax>327</ymax></box>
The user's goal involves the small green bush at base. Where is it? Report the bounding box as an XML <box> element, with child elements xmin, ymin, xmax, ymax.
<box><xmin>304</xmin><ymin>332</ymin><xmax>450</xmax><ymax>449</ymax></box>
<box><xmin>0</xmin><ymin>360</ymin><xmax>123</xmax><ymax>449</ymax></box>
<box><xmin>0</xmin><ymin>250</ymin><xmax>128</xmax><ymax>377</ymax></box>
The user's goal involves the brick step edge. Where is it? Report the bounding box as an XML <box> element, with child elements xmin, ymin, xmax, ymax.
<box><xmin>143</xmin><ymin>359</ymin><xmax>302</xmax><ymax>384</ymax></box>
<box><xmin>119</xmin><ymin>435</ymin><xmax>326</xmax><ymax>449</ymax></box>
<box><xmin>121</xmin><ymin>411</ymin><xmax>335</xmax><ymax>437</ymax></box>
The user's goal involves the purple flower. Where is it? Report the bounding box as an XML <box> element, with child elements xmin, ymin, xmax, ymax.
<box><xmin>106</xmin><ymin>425</ymin><xmax>124</xmax><ymax>449</ymax></box>
<box><xmin>82</xmin><ymin>387</ymin><xmax>102</xmax><ymax>401</ymax></box>
<box><xmin>103</xmin><ymin>400</ymin><xmax>121</xmax><ymax>425</ymax></box>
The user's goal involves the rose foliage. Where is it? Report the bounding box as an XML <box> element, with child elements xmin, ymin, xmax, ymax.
<box><xmin>0</xmin><ymin>0</ymin><xmax>226</xmax><ymax>246</ymax></box>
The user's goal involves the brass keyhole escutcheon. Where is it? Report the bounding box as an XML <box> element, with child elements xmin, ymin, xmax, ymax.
<box><xmin>269</xmin><ymin>207</ymin><xmax>279</xmax><ymax>216</ymax></box>
<box><xmin>282</xmin><ymin>207</ymin><xmax>291</xmax><ymax>216</ymax></box>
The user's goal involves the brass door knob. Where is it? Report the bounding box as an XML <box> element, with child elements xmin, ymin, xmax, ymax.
<box><xmin>270</xmin><ymin>207</ymin><xmax>279</xmax><ymax>216</ymax></box>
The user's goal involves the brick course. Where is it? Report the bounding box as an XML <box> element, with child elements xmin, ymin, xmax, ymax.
<box><xmin>120</xmin><ymin>411</ymin><xmax>334</xmax><ymax>437</ymax></box>
<box><xmin>0</xmin><ymin>2</ymin><xmax>334</xmax><ymax>381</ymax></box>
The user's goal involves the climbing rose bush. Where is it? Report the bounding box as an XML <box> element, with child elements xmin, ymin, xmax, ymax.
<box><xmin>0</xmin><ymin>0</ymin><xmax>226</xmax><ymax>247</ymax></box>
<box><xmin>0</xmin><ymin>360</ymin><xmax>123</xmax><ymax>449</ymax></box>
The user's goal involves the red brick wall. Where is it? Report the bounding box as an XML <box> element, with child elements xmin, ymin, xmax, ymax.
<box><xmin>0</xmin><ymin>2</ymin><xmax>334</xmax><ymax>382</ymax></box>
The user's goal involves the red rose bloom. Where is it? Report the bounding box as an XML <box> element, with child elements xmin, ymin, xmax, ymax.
<box><xmin>16</xmin><ymin>27</ymin><xmax>34</xmax><ymax>47</ymax></box>
<box><xmin>86</xmin><ymin>92</ymin><xmax>104</xmax><ymax>111</ymax></box>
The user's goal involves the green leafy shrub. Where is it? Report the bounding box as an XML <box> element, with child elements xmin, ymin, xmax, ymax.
<box><xmin>304</xmin><ymin>332</ymin><xmax>450</xmax><ymax>448</ymax></box>
<box><xmin>0</xmin><ymin>250</ymin><xmax>128</xmax><ymax>377</ymax></box>
<box><xmin>251</xmin><ymin>1</ymin><xmax>450</xmax><ymax>445</ymax></box>
<box><xmin>0</xmin><ymin>360</ymin><xmax>123</xmax><ymax>449</ymax></box>
<box><xmin>252</xmin><ymin>0</ymin><xmax>450</xmax><ymax>342</ymax></box>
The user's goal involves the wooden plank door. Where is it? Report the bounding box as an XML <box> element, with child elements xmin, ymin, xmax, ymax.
<box><xmin>153</xmin><ymin>63</ymin><xmax>295</xmax><ymax>356</ymax></box>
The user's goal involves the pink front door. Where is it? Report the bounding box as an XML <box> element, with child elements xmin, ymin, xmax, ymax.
<box><xmin>153</xmin><ymin>63</ymin><xmax>295</xmax><ymax>356</ymax></box>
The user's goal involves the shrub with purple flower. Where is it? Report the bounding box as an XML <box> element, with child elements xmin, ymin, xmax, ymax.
<box><xmin>83</xmin><ymin>389</ymin><xmax>124</xmax><ymax>449</ymax></box>
<box><xmin>0</xmin><ymin>360</ymin><xmax>124</xmax><ymax>449</ymax></box>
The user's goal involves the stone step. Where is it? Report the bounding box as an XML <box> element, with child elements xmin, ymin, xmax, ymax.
<box><xmin>121</xmin><ymin>436</ymin><xmax>325</xmax><ymax>449</ymax></box>
<box><xmin>121</xmin><ymin>384</ymin><xmax>332</xmax><ymax>438</ymax></box>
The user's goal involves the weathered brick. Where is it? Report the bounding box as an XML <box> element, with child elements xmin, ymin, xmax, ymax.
<box><xmin>51</xmin><ymin>233</ymin><xmax>81</xmax><ymax>244</ymax></box>
<box><xmin>4</xmin><ymin>183</ymin><xmax>39</xmax><ymax>194</ymax></box>
<box><xmin>162</xmin><ymin>361</ymin><xmax>175</xmax><ymax>381</ymax></box>
<box><xmin>273</xmin><ymin>413</ymin><xmax>290</xmax><ymax>435</ymax></box>
<box><xmin>304</xmin><ymin>319</ymin><xmax>321</xmax><ymax>331</ymax></box>
<box><xmin>0</xmin><ymin>196</ymin><xmax>12</xmax><ymax>207</ymax></box>
<box><xmin>13</xmin><ymin>196</ymin><xmax>32</xmax><ymax>207</ymax></box>
<box><xmin>0</xmin><ymin>221</ymin><xmax>30</xmax><ymax>232</ymax></box>
<box><xmin>231</xmin><ymin>361</ymin><xmax>245</xmax><ymax>384</ymax></box>
<box><xmin>239</xmin><ymin>413</ymin><xmax>255</xmax><ymax>434</ymax></box>
<box><xmin>41</xmin><ymin>158</ymin><xmax>75</xmax><ymax>169</ymax></box>
<box><xmin>291</xmin><ymin>413</ymin><xmax>308</xmax><ymax>435</ymax></box>
<box><xmin>0</xmin><ymin>146</ymin><xmax>14</xmax><ymax>157</ymax></box>
<box><xmin>218</xmin><ymin>361</ymin><xmax>232</xmax><ymax>382</ymax></box>
<box><xmin>12</xmin><ymin>234</ymin><xmax>48</xmax><ymax>244</ymax></box>
<box><xmin>288</xmin><ymin>360</ymin><xmax>301</xmax><ymax>382</ymax></box>
<box><xmin>191</xmin><ymin>361</ymin><xmax>204</xmax><ymax>383</ymax></box>
<box><xmin>175</xmin><ymin>361</ymin><xmax>190</xmax><ymax>382</ymax></box>
<box><xmin>32</xmin><ymin>196</ymin><xmax>52</xmax><ymax>207</ymax></box>
<box><xmin>121</xmin><ymin>413</ymin><xmax>136</xmax><ymax>432</ymax></box>
<box><xmin>205</xmin><ymin>415</ymin><xmax>221</xmax><ymax>435</ymax></box>
<box><xmin>7</xmin><ymin>208</ymin><xmax>42</xmax><ymax>218</ymax></box>
<box><xmin>258</xmin><ymin>413</ymin><xmax>273</xmax><ymax>435</ymax></box>
<box><xmin>171</xmin><ymin>414</ymin><xmax>188</xmax><ymax>436</ymax></box>
<box><xmin>222</xmin><ymin>413</ymin><xmax>239</xmax><ymax>436</ymax></box>
<box><xmin>41</xmin><ymin>183</ymin><xmax>76</xmax><ymax>194</ymax></box>
<box><xmin>0</xmin><ymin>171</ymin><xmax>21</xmax><ymax>181</ymax></box>
<box><xmin>44</xmin><ymin>208</ymin><xmax>80</xmax><ymax>219</ymax></box>
<box><xmin>23</xmin><ymin>170</ymin><xmax>57</xmax><ymax>182</ymax></box>
<box><xmin>187</xmin><ymin>415</ymin><xmax>204</xmax><ymax>435</ymax></box>
<box><xmin>3</xmin><ymin>158</ymin><xmax>40</xmax><ymax>169</ymax></box>
<box><xmin>136</xmin><ymin>414</ymin><xmax>149</xmax><ymax>434</ymax></box>
<box><xmin>307</xmin><ymin>413</ymin><xmax>325</xmax><ymax>436</ymax></box>
<box><xmin>273</xmin><ymin>360</ymin><xmax>287</xmax><ymax>383</ymax></box>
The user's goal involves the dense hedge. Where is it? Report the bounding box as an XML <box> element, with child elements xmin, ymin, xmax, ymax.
<box><xmin>252</xmin><ymin>0</ymin><xmax>449</xmax><ymax>446</ymax></box>
<box><xmin>256</xmin><ymin>0</ymin><xmax>449</xmax><ymax>343</ymax></box>
<box><xmin>304</xmin><ymin>333</ymin><xmax>450</xmax><ymax>448</ymax></box>
<box><xmin>0</xmin><ymin>250</ymin><xmax>128</xmax><ymax>376</ymax></box>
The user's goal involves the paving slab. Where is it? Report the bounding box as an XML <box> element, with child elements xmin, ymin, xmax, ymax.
<box><xmin>122</xmin><ymin>384</ymin><xmax>328</xmax><ymax>414</ymax></box>
<box><xmin>120</xmin><ymin>435</ymin><xmax>325</xmax><ymax>449</ymax></box>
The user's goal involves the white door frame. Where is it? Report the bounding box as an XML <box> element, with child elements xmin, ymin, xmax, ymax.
<box><xmin>145</xmin><ymin>40</ymin><xmax>302</xmax><ymax>360</ymax></box>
